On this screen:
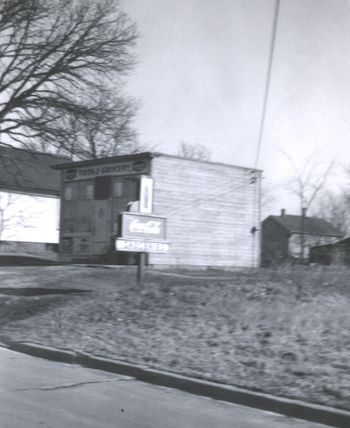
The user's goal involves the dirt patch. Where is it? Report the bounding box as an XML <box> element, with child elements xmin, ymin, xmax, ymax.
<box><xmin>0</xmin><ymin>265</ymin><xmax>349</xmax><ymax>411</ymax></box>
<box><xmin>0</xmin><ymin>287</ymin><xmax>90</xmax><ymax>296</ymax></box>
<box><xmin>0</xmin><ymin>255</ymin><xmax>58</xmax><ymax>266</ymax></box>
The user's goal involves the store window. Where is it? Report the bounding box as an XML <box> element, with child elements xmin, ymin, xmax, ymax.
<box><xmin>94</xmin><ymin>176</ymin><xmax>111</xmax><ymax>200</ymax></box>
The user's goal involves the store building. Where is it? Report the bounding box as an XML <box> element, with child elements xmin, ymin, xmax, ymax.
<box><xmin>53</xmin><ymin>152</ymin><xmax>261</xmax><ymax>267</ymax></box>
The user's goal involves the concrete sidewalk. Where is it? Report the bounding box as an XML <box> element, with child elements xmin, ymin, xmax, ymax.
<box><xmin>2</xmin><ymin>341</ymin><xmax>350</xmax><ymax>428</ymax></box>
<box><xmin>1</xmin><ymin>346</ymin><xmax>336</xmax><ymax>428</ymax></box>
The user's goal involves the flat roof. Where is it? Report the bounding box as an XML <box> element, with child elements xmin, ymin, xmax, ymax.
<box><xmin>52</xmin><ymin>151</ymin><xmax>262</xmax><ymax>172</ymax></box>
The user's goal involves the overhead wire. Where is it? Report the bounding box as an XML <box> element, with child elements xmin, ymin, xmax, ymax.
<box><xmin>251</xmin><ymin>0</ymin><xmax>280</xmax><ymax>267</ymax></box>
<box><xmin>164</xmin><ymin>167</ymin><xmax>258</xmax><ymax>217</ymax></box>
<box><xmin>151</xmin><ymin>1</ymin><xmax>280</xmax><ymax>267</ymax></box>
<box><xmin>164</xmin><ymin>1</ymin><xmax>280</xmax><ymax>222</ymax></box>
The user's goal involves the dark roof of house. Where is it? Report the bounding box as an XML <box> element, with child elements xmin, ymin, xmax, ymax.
<box><xmin>267</xmin><ymin>214</ymin><xmax>343</xmax><ymax>237</ymax></box>
<box><xmin>0</xmin><ymin>146</ymin><xmax>68</xmax><ymax>196</ymax></box>
<box><xmin>336</xmin><ymin>236</ymin><xmax>350</xmax><ymax>245</ymax></box>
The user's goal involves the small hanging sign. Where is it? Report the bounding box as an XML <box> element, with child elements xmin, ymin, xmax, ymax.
<box><xmin>139</xmin><ymin>175</ymin><xmax>153</xmax><ymax>214</ymax></box>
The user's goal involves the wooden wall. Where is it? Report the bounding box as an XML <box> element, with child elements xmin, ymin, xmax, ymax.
<box><xmin>149</xmin><ymin>155</ymin><xmax>261</xmax><ymax>267</ymax></box>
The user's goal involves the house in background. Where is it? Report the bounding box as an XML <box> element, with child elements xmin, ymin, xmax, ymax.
<box><xmin>261</xmin><ymin>209</ymin><xmax>343</xmax><ymax>266</ymax></box>
<box><xmin>0</xmin><ymin>146</ymin><xmax>67</xmax><ymax>259</ymax></box>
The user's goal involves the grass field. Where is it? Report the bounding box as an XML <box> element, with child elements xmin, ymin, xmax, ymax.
<box><xmin>0</xmin><ymin>264</ymin><xmax>349</xmax><ymax>410</ymax></box>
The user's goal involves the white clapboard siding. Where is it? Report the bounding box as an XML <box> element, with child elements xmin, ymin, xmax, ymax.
<box><xmin>149</xmin><ymin>155</ymin><xmax>261</xmax><ymax>267</ymax></box>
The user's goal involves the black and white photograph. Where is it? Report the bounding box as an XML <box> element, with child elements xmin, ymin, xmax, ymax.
<box><xmin>0</xmin><ymin>0</ymin><xmax>349</xmax><ymax>427</ymax></box>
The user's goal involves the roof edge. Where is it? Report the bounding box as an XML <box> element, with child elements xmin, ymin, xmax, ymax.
<box><xmin>0</xmin><ymin>185</ymin><xmax>60</xmax><ymax>197</ymax></box>
<box><xmin>264</xmin><ymin>215</ymin><xmax>343</xmax><ymax>237</ymax></box>
<box><xmin>51</xmin><ymin>152</ymin><xmax>156</xmax><ymax>170</ymax></box>
<box><xmin>52</xmin><ymin>151</ymin><xmax>263</xmax><ymax>172</ymax></box>
<box><xmin>288</xmin><ymin>231</ymin><xmax>343</xmax><ymax>237</ymax></box>
<box><xmin>0</xmin><ymin>145</ymin><xmax>69</xmax><ymax>161</ymax></box>
<box><xmin>151</xmin><ymin>152</ymin><xmax>263</xmax><ymax>172</ymax></box>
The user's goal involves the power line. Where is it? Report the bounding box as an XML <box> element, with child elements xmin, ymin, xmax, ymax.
<box><xmin>254</xmin><ymin>0</ymin><xmax>280</xmax><ymax>170</ymax></box>
<box><xmin>251</xmin><ymin>0</ymin><xmax>280</xmax><ymax>266</ymax></box>
<box><xmin>165</xmin><ymin>169</ymin><xmax>259</xmax><ymax>217</ymax></box>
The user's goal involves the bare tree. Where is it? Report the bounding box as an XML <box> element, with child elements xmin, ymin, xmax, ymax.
<box><xmin>312</xmin><ymin>190</ymin><xmax>350</xmax><ymax>236</ymax></box>
<box><xmin>260</xmin><ymin>180</ymin><xmax>277</xmax><ymax>219</ymax></box>
<box><xmin>41</xmin><ymin>91</ymin><xmax>140</xmax><ymax>160</ymax></box>
<box><xmin>0</xmin><ymin>0</ymin><xmax>138</xmax><ymax>157</ymax></box>
<box><xmin>283</xmin><ymin>152</ymin><xmax>335</xmax><ymax>260</ymax></box>
<box><xmin>177</xmin><ymin>142</ymin><xmax>211</xmax><ymax>161</ymax></box>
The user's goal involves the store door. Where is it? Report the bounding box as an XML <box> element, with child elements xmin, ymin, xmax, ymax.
<box><xmin>93</xmin><ymin>176</ymin><xmax>112</xmax><ymax>254</ymax></box>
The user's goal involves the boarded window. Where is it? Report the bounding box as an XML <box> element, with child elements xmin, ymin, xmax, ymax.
<box><xmin>64</xmin><ymin>186</ymin><xmax>72</xmax><ymax>201</ymax></box>
<box><xmin>77</xmin><ymin>181</ymin><xmax>94</xmax><ymax>200</ymax></box>
<box><xmin>113</xmin><ymin>177</ymin><xmax>138</xmax><ymax>199</ymax></box>
<box><xmin>86</xmin><ymin>184</ymin><xmax>94</xmax><ymax>199</ymax></box>
<box><xmin>94</xmin><ymin>176</ymin><xmax>111</xmax><ymax>200</ymax></box>
<box><xmin>123</xmin><ymin>178</ymin><xmax>138</xmax><ymax>199</ymax></box>
<box><xmin>114</xmin><ymin>180</ymin><xmax>123</xmax><ymax>197</ymax></box>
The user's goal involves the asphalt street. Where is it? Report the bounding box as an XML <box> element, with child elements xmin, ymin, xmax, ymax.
<box><xmin>0</xmin><ymin>347</ymin><xmax>331</xmax><ymax>428</ymax></box>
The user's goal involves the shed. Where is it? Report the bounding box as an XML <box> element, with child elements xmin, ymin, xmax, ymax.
<box><xmin>53</xmin><ymin>152</ymin><xmax>262</xmax><ymax>267</ymax></box>
<box><xmin>310</xmin><ymin>237</ymin><xmax>350</xmax><ymax>265</ymax></box>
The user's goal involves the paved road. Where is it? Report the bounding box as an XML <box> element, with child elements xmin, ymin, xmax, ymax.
<box><xmin>0</xmin><ymin>347</ymin><xmax>329</xmax><ymax>428</ymax></box>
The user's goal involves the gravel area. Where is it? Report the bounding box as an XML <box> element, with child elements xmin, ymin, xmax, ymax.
<box><xmin>0</xmin><ymin>264</ymin><xmax>349</xmax><ymax>411</ymax></box>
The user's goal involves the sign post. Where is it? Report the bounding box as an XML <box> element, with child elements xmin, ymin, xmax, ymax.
<box><xmin>115</xmin><ymin>176</ymin><xmax>169</xmax><ymax>285</ymax></box>
<box><xmin>137</xmin><ymin>253</ymin><xmax>146</xmax><ymax>285</ymax></box>
<box><xmin>139</xmin><ymin>175</ymin><xmax>153</xmax><ymax>283</ymax></box>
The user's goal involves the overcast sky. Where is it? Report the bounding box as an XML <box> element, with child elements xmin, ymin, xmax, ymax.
<box><xmin>120</xmin><ymin>0</ymin><xmax>350</xmax><ymax>215</ymax></box>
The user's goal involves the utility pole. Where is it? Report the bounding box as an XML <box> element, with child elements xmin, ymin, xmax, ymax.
<box><xmin>300</xmin><ymin>206</ymin><xmax>306</xmax><ymax>262</ymax></box>
<box><xmin>254</xmin><ymin>0</ymin><xmax>280</xmax><ymax>169</ymax></box>
<box><xmin>251</xmin><ymin>0</ymin><xmax>280</xmax><ymax>267</ymax></box>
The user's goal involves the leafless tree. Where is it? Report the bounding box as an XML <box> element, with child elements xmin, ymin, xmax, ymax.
<box><xmin>312</xmin><ymin>190</ymin><xmax>350</xmax><ymax>236</ymax></box>
<box><xmin>0</xmin><ymin>0</ymin><xmax>138</xmax><ymax>157</ymax></box>
<box><xmin>40</xmin><ymin>91</ymin><xmax>140</xmax><ymax>160</ymax></box>
<box><xmin>260</xmin><ymin>180</ymin><xmax>277</xmax><ymax>219</ymax></box>
<box><xmin>177</xmin><ymin>142</ymin><xmax>212</xmax><ymax>161</ymax></box>
<box><xmin>283</xmin><ymin>152</ymin><xmax>335</xmax><ymax>260</ymax></box>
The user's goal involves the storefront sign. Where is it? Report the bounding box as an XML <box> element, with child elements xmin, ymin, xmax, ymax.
<box><xmin>121</xmin><ymin>212</ymin><xmax>166</xmax><ymax>240</ymax></box>
<box><xmin>64</xmin><ymin>160</ymin><xmax>148</xmax><ymax>181</ymax></box>
<box><xmin>116</xmin><ymin>238</ymin><xmax>169</xmax><ymax>253</ymax></box>
<box><xmin>139</xmin><ymin>175</ymin><xmax>153</xmax><ymax>214</ymax></box>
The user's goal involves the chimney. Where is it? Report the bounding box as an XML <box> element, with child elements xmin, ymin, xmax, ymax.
<box><xmin>281</xmin><ymin>209</ymin><xmax>286</xmax><ymax>217</ymax></box>
<box><xmin>301</xmin><ymin>207</ymin><xmax>307</xmax><ymax>217</ymax></box>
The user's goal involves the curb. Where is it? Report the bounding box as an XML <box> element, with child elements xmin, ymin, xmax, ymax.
<box><xmin>4</xmin><ymin>341</ymin><xmax>350</xmax><ymax>428</ymax></box>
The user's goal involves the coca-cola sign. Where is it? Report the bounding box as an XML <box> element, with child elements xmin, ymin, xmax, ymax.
<box><xmin>121</xmin><ymin>212</ymin><xmax>166</xmax><ymax>240</ymax></box>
